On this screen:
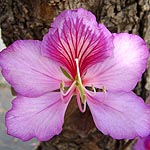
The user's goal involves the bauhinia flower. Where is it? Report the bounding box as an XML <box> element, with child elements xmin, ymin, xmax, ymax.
<box><xmin>0</xmin><ymin>8</ymin><xmax>150</xmax><ymax>141</ymax></box>
<box><xmin>133</xmin><ymin>98</ymin><xmax>150</xmax><ymax>150</ymax></box>
<box><xmin>133</xmin><ymin>136</ymin><xmax>150</xmax><ymax>150</ymax></box>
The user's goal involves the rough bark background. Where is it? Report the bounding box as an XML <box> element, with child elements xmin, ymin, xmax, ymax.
<box><xmin>0</xmin><ymin>0</ymin><xmax>150</xmax><ymax>150</ymax></box>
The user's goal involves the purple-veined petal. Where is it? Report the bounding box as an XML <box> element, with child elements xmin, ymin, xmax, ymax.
<box><xmin>87</xmin><ymin>91</ymin><xmax>150</xmax><ymax>139</ymax></box>
<box><xmin>0</xmin><ymin>40</ymin><xmax>70</xmax><ymax>97</ymax></box>
<box><xmin>41</xmin><ymin>8</ymin><xmax>113</xmax><ymax>78</ymax></box>
<box><xmin>84</xmin><ymin>33</ymin><xmax>149</xmax><ymax>92</ymax></box>
<box><xmin>5</xmin><ymin>92</ymin><xmax>69</xmax><ymax>141</ymax></box>
<box><xmin>133</xmin><ymin>136</ymin><xmax>150</xmax><ymax>150</ymax></box>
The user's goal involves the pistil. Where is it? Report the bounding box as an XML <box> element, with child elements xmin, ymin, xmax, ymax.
<box><xmin>75</xmin><ymin>58</ymin><xmax>86</xmax><ymax>104</ymax></box>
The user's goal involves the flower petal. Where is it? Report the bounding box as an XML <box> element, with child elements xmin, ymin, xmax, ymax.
<box><xmin>41</xmin><ymin>8</ymin><xmax>113</xmax><ymax>78</ymax></box>
<box><xmin>133</xmin><ymin>136</ymin><xmax>150</xmax><ymax>150</ymax></box>
<box><xmin>87</xmin><ymin>91</ymin><xmax>150</xmax><ymax>139</ymax></box>
<box><xmin>0</xmin><ymin>40</ymin><xmax>70</xmax><ymax>97</ymax></box>
<box><xmin>84</xmin><ymin>33</ymin><xmax>149</xmax><ymax>92</ymax></box>
<box><xmin>5</xmin><ymin>92</ymin><xmax>69</xmax><ymax>141</ymax></box>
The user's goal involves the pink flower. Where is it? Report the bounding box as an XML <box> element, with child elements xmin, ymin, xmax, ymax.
<box><xmin>0</xmin><ymin>8</ymin><xmax>150</xmax><ymax>141</ymax></box>
<box><xmin>134</xmin><ymin>136</ymin><xmax>150</xmax><ymax>150</ymax></box>
<box><xmin>133</xmin><ymin>98</ymin><xmax>150</xmax><ymax>150</ymax></box>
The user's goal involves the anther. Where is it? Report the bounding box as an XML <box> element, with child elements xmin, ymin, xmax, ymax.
<box><xmin>91</xmin><ymin>84</ymin><xmax>96</xmax><ymax>94</ymax></box>
<box><xmin>102</xmin><ymin>85</ymin><xmax>107</xmax><ymax>93</ymax></box>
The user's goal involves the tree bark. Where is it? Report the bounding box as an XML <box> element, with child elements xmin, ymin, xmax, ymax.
<box><xmin>0</xmin><ymin>0</ymin><xmax>150</xmax><ymax>150</ymax></box>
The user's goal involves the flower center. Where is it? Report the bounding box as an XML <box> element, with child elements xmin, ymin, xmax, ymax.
<box><xmin>60</xmin><ymin>58</ymin><xmax>87</xmax><ymax>112</ymax></box>
<box><xmin>60</xmin><ymin>58</ymin><xmax>107</xmax><ymax>112</ymax></box>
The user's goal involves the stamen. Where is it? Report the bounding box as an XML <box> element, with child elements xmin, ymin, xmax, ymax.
<box><xmin>84</xmin><ymin>88</ymin><xmax>96</xmax><ymax>97</ymax></box>
<box><xmin>84</xmin><ymin>85</ymin><xmax>96</xmax><ymax>97</ymax></box>
<box><xmin>91</xmin><ymin>84</ymin><xmax>96</xmax><ymax>95</ymax></box>
<box><xmin>60</xmin><ymin>81</ymin><xmax>76</xmax><ymax>97</ymax></box>
<box><xmin>76</xmin><ymin>81</ymin><xmax>86</xmax><ymax>103</ymax></box>
<box><xmin>76</xmin><ymin>89</ymin><xmax>86</xmax><ymax>113</ymax></box>
<box><xmin>102</xmin><ymin>85</ymin><xmax>107</xmax><ymax>93</ymax></box>
<box><xmin>60</xmin><ymin>81</ymin><xmax>75</xmax><ymax>103</ymax></box>
<box><xmin>75</xmin><ymin>58</ymin><xmax>82</xmax><ymax>83</ymax></box>
<box><xmin>75</xmin><ymin>58</ymin><xmax>86</xmax><ymax>104</ymax></box>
